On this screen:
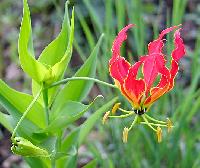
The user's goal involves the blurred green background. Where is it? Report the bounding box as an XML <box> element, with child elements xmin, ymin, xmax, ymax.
<box><xmin>0</xmin><ymin>0</ymin><xmax>200</xmax><ymax>167</ymax></box>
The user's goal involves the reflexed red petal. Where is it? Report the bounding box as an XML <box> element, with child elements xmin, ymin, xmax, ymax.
<box><xmin>124</xmin><ymin>65</ymin><xmax>145</xmax><ymax>107</ymax></box>
<box><xmin>144</xmin><ymin>84</ymin><xmax>169</xmax><ymax>106</ymax></box>
<box><xmin>168</xmin><ymin>60</ymin><xmax>179</xmax><ymax>91</ymax></box>
<box><xmin>172</xmin><ymin>29</ymin><xmax>186</xmax><ymax>62</ymax></box>
<box><xmin>144</xmin><ymin>67</ymin><xmax>170</xmax><ymax>106</ymax></box>
<box><xmin>109</xmin><ymin>57</ymin><xmax>130</xmax><ymax>84</ymax></box>
<box><xmin>114</xmin><ymin>79</ymin><xmax>133</xmax><ymax>103</ymax></box>
<box><xmin>167</xmin><ymin>29</ymin><xmax>185</xmax><ymax>91</ymax></box>
<box><xmin>110</xmin><ymin>24</ymin><xmax>134</xmax><ymax>65</ymax></box>
<box><xmin>148</xmin><ymin>25</ymin><xmax>179</xmax><ymax>54</ymax></box>
<box><xmin>157</xmin><ymin>73</ymin><xmax>168</xmax><ymax>88</ymax></box>
<box><xmin>159</xmin><ymin>25</ymin><xmax>180</xmax><ymax>39</ymax></box>
<box><xmin>142</xmin><ymin>53</ymin><xmax>166</xmax><ymax>93</ymax></box>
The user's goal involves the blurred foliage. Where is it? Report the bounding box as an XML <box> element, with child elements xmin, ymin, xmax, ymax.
<box><xmin>0</xmin><ymin>0</ymin><xmax>200</xmax><ymax>167</ymax></box>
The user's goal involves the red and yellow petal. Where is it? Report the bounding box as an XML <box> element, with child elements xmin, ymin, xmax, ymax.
<box><xmin>144</xmin><ymin>66</ymin><xmax>170</xmax><ymax>107</ymax></box>
<box><xmin>172</xmin><ymin>29</ymin><xmax>186</xmax><ymax>61</ymax></box>
<box><xmin>167</xmin><ymin>29</ymin><xmax>185</xmax><ymax>91</ymax></box>
<box><xmin>109</xmin><ymin>57</ymin><xmax>131</xmax><ymax>85</ymax></box>
<box><xmin>124</xmin><ymin>65</ymin><xmax>145</xmax><ymax>108</ymax></box>
<box><xmin>148</xmin><ymin>25</ymin><xmax>179</xmax><ymax>55</ymax></box>
<box><xmin>142</xmin><ymin>53</ymin><xmax>166</xmax><ymax>94</ymax></box>
<box><xmin>110</xmin><ymin>24</ymin><xmax>135</xmax><ymax>65</ymax></box>
<box><xmin>144</xmin><ymin>83</ymin><xmax>169</xmax><ymax>107</ymax></box>
<box><xmin>168</xmin><ymin>60</ymin><xmax>179</xmax><ymax>91</ymax></box>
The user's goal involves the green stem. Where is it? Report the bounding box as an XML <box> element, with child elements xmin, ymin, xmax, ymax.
<box><xmin>51</xmin><ymin>159</ymin><xmax>56</xmax><ymax>168</ymax></box>
<box><xmin>144</xmin><ymin>114</ymin><xmax>166</xmax><ymax>124</ymax></box>
<box><xmin>11</xmin><ymin>88</ymin><xmax>42</xmax><ymax>140</ymax></box>
<box><xmin>42</xmin><ymin>87</ymin><xmax>49</xmax><ymax>126</ymax></box>
<box><xmin>47</xmin><ymin>77</ymin><xmax>117</xmax><ymax>89</ymax></box>
<box><xmin>128</xmin><ymin>115</ymin><xmax>138</xmax><ymax>131</ymax></box>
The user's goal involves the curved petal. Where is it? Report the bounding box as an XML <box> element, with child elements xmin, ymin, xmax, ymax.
<box><xmin>144</xmin><ymin>84</ymin><xmax>169</xmax><ymax>106</ymax></box>
<box><xmin>124</xmin><ymin>63</ymin><xmax>145</xmax><ymax>108</ymax></box>
<box><xmin>109</xmin><ymin>24</ymin><xmax>135</xmax><ymax>65</ymax></box>
<box><xmin>172</xmin><ymin>29</ymin><xmax>186</xmax><ymax>61</ymax></box>
<box><xmin>168</xmin><ymin>60</ymin><xmax>179</xmax><ymax>91</ymax></box>
<box><xmin>142</xmin><ymin>53</ymin><xmax>166</xmax><ymax>94</ymax></box>
<box><xmin>144</xmin><ymin>66</ymin><xmax>170</xmax><ymax>106</ymax></box>
<box><xmin>148</xmin><ymin>25</ymin><xmax>179</xmax><ymax>55</ymax></box>
<box><xmin>167</xmin><ymin>29</ymin><xmax>185</xmax><ymax>91</ymax></box>
<box><xmin>109</xmin><ymin>57</ymin><xmax>130</xmax><ymax>84</ymax></box>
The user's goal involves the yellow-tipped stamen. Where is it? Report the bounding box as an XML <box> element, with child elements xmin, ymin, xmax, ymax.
<box><xmin>122</xmin><ymin>127</ymin><xmax>129</xmax><ymax>143</ymax></box>
<box><xmin>144</xmin><ymin>114</ymin><xmax>166</xmax><ymax>124</ymax></box>
<box><xmin>109</xmin><ymin>112</ymin><xmax>134</xmax><ymax>118</ymax></box>
<box><xmin>102</xmin><ymin>111</ymin><xmax>110</xmax><ymax>124</ymax></box>
<box><xmin>111</xmin><ymin>103</ymin><xmax>121</xmax><ymax>115</ymax></box>
<box><xmin>166</xmin><ymin>118</ymin><xmax>173</xmax><ymax>133</ymax></box>
<box><xmin>140</xmin><ymin>122</ymin><xmax>168</xmax><ymax>127</ymax></box>
<box><xmin>118</xmin><ymin>108</ymin><xmax>133</xmax><ymax>114</ymax></box>
<box><xmin>156</xmin><ymin>126</ymin><xmax>162</xmax><ymax>143</ymax></box>
<box><xmin>142</xmin><ymin>115</ymin><xmax>157</xmax><ymax>132</ymax></box>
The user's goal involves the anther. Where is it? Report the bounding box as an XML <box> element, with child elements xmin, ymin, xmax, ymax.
<box><xmin>156</xmin><ymin>126</ymin><xmax>162</xmax><ymax>143</ymax></box>
<box><xmin>102</xmin><ymin>111</ymin><xmax>110</xmax><ymax>125</ymax></box>
<box><xmin>166</xmin><ymin>118</ymin><xmax>173</xmax><ymax>133</ymax></box>
<box><xmin>122</xmin><ymin>127</ymin><xmax>129</xmax><ymax>143</ymax></box>
<box><xmin>111</xmin><ymin>103</ymin><xmax>121</xmax><ymax>115</ymax></box>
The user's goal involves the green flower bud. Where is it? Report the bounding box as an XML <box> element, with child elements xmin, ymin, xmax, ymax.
<box><xmin>11</xmin><ymin>137</ymin><xmax>49</xmax><ymax>157</ymax></box>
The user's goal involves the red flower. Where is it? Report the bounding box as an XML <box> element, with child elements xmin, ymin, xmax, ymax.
<box><xmin>109</xmin><ymin>24</ymin><xmax>186</xmax><ymax>112</ymax></box>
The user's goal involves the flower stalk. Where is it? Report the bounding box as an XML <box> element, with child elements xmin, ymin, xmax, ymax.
<box><xmin>48</xmin><ymin>77</ymin><xmax>117</xmax><ymax>89</ymax></box>
<box><xmin>11</xmin><ymin>87</ymin><xmax>42</xmax><ymax>140</ymax></box>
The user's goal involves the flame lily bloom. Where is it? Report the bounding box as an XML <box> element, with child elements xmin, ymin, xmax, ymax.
<box><xmin>106</xmin><ymin>24</ymin><xmax>185</xmax><ymax>142</ymax></box>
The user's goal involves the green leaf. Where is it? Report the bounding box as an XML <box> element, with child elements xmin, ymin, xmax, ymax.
<box><xmin>0</xmin><ymin>112</ymin><xmax>13</xmax><ymax>132</ymax></box>
<box><xmin>61</xmin><ymin>128</ymin><xmax>79</xmax><ymax>152</ymax></box>
<box><xmin>52</xmin><ymin>34</ymin><xmax>104</xmax><ymax>112</ymax></box>
<box><xmin>78</xmin><ymin>97</ymin><xmax>118</xmax><ymax>145</ymax></box>
<box><xmin>32</xmin><ymin>4</ymin><xmax>75</xmax><ymax>104</ymax></box>
<box><xmin>0</xmin><ymin>80</ymin><xmax>46</xmax><ymax>129</ymax></box>
<box><xmin>25</xmin><ymin>157</ymin><xmax>51</xmax><ymax>168</ymax></box>
<box><xmin>46</xmin><ymin>95</ymin><xmax>103</xmax><ymax>133</ymax></box>
<box><xmin>0</xmin><ymin>92</ymin><xmax>39</xmax><ymax>139</ymax></box>
<box><xmin>47</xmin><ymin>101</ymin><xmax>87</xmax><ymax>133</ymax></box>
<box><xmin>60</xmin><ymin>97</ymin><xmax>117</xmax><ymax>152</ymax></box>
<box><xmin>38</xmin><ymin>3</ymin><xmax>71</xmax><ymax>66</ymax></box>
<box><xmin>83</xmin><ymin>159</ymin><xmax>97</xmax><ymax>168</ymax></box>
<box><xmin>19</xmin><ymin>0</ymin><xmax>48</xmax><ymax>82</ymax></box>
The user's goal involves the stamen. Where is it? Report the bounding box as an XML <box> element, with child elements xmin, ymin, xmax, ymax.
<box><xmin>142</xmin><ymin>115</ymin><xmax>157</xmax><ymax>132</ymax></box>
<box><xmin>111</xmin><ymin>103</ymin><xmax>121</xmax><ymax>115</ymax></box>
<box><xmin>144</xmin><ymin>114</ymin><xmax>166</xmax><ymax>124</ymax></box>
<box><xmin>102</xmin><ymin>111</ymin><xmax>110</xmax><ymax>124</ymax></box>
<box><xmin>118</xmin><ymin>108</ymin><xmax>134</xmax><ymax>114</ymax></box>
<box><xmin>128</xmin><ymin>115</ymin><xmax>138</xmax><ymax>131</ymax></box>
<box><xmin>166</xmin><ymin>118</ymin><xmax>173</xmax><ymax>133</ymax></box>
<box><xmin>140</xmin><ymin>122</ymin><xmax>167</xmax><ymax>127</ymax></box>
<box><xmin>109</xmin><ymin>112</ymin><xmax>134</xmax><ymax>118</ymax></box>
<box><xmin>156</xmin><ymin>126</ymin><xmax>162</xmax><ymax>143</ymax></box>
<box><xmin>122</xmin><ymin>127</ymin><xmax>129</xmax><ymax>143</ymax></box>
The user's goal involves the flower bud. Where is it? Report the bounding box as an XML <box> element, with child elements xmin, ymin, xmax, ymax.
<box><xmin>11</xmin><ymin>137</ymin><xmax>49</xmax><ymax>157</ymax></box>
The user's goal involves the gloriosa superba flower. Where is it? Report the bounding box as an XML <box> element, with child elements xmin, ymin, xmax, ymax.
<box><xmin>103</xmin><ymin>24</ymin><xmax>186</xmax><ymax>143</ymax></box>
